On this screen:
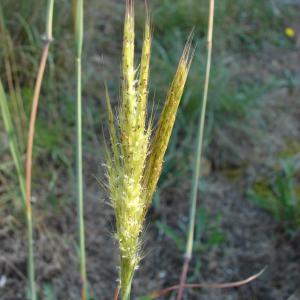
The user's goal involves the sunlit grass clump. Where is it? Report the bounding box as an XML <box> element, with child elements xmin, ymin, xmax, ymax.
<box><xmin>105</xmin><ymin>1</ymin><xmax>193</xmax><ymax>299</ymax></box>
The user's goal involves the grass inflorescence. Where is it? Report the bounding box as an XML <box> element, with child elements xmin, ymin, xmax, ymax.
<box><xmin>105</xmin><ymin>1</ymin><xmax>193</xmax><ymax>299</ymax></box>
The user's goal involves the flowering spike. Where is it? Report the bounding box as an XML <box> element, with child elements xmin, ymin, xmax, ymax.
<box><xmin>105</xmin><ymin>3</ymin><xmax>193</xmax><ymax>299</ymax></box>
<box><xmin>142</xmin><ymin>37</ymin><xmax>194</xmax><ymax>212</ymax></box>
<box><xmin>137</xmin><ymin>6</ymin><xmax>151</xmax><ymax>130</ymax></box>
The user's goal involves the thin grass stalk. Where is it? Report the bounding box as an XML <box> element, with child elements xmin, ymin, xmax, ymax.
<box><xmin>74</xmin><ymin>0</ymin><xmax>87</xmax><ymax>299</ymax></box>
<box><xmin>25</xmin><ymin>1</ymin><xmax>54</xmax><ymax>299</ymax></box>
<box><xmin>176</xmin><ymin>1</ymin><xmax>215</xmax><ymax>299</ymax></box>
<box><xmin>0</xmin><ymin>4</ymin><xmax>27</xmax><ymax>153</ymax></box>
<box><xmin>114</xmin><ymin>286</ymin><xmax>120</xmax><ymax>300</ymax></box>
<box><xmin>0</xmin><ymin>80</ymin><xmax>26</xmax><ymax>206</ymax></box>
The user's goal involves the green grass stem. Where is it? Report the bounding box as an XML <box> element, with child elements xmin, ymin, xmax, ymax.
<box><xmin>0</xmin><ymin>80</ymin><xmax>26</xmax><ymax>206</ymax></box>
<box><xmin>0</xmin><ymin>3</ymin><xmax>27</xmax><ymax>155</ymax></box>
<box><xmin>186</xmin><ymin>0</ymin><xmax>215</xmax><ymax>260</ymax></box>
<box><xmin>176</xmin><ymin>1</ymin><xmax>215</xmax><ymax>299</ymax></box>
<box><xmin>74</xmin><ymin>0</ymin><xmax>87</xmax><ymax>299</ymax></box>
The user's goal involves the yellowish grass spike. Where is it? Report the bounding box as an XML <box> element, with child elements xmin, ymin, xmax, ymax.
<box><xmin>142</xmin><ymin>37</ymin><xmax>194</xmax><ymax>212</ymax></box>
<box><xmin>105</xmin><ymin>83</ymin><xmax>120</xmax><ymax>166</ymax></box>
<box><xmin>107</xmin><ymin>1</ymin><xmax>150</xmax><ymax>299</ymax></box>
<box><xmin>120</xmin><ymin>0</ymin><xmax>135</xmax><ymax>146</ymax></box>
<box><xmin>137</xmin><ymin>7</ymin><xmax>151</xmax><ymax>130</ymax></box>
<box><xmin>107</xmin><ymin>3</ymin><xmax>193</xmax><ymax>299</ymax></box>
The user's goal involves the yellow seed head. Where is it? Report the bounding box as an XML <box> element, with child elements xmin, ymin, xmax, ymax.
<box><xmin>142</xmin><ymin>39</ymin><xmax>193</xmax><ymax>212</ymax></box>
<box><xmin>105</xmin><ymin>2</ymin><xmax>193</xmax><ymax>298</ymax></box>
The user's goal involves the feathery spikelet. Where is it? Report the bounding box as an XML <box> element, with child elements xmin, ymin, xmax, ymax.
<box><xmin>106</xmin><ymin>1</ymin><xmax>150</xmax><ymax>298</ymax></box>
<box><xmin>142</xmin><ymin>39</ymin><xmax>193</xmax><ymax>212</ymax></box>
<box><xmin>105</xmin><ymin>1</ymin><xmax>193</xmax><ymax>299</ymax></box>
<box><xmin>137</xmin><ymin>7</ymin><xmax>151</xmax><ymax>131</ymax></box>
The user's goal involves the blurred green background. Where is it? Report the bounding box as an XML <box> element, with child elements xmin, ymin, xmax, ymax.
<box><xmin>0</xmin><ymin>0</ymin><xmax>300</xmax><ymax>299</ymax></box>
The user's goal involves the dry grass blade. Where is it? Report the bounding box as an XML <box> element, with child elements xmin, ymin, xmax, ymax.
<box><xmin>25</xmin><ymin>1</ymin><xmax>54</xmax><ymax>299</ymax></box>
<box><xmin>114</xmin><ymin>286</ymin><xmax>121</xmax><ymax>300</ymax></box>
<box><xmin>25</xmin><ymin>29</ymin><xmax>52</xmax><ymax>220</ymax></box>
<box><xmin>150</xmin><ymin>267</ymin><xmax>266</xmax><ymax>299</ymax></box>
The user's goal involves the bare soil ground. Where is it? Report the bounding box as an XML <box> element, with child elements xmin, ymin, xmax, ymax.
<box><xmin>1</xmin><ymin>76</ymin><xmax>299</xmax><ymax>300</ymax></box>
